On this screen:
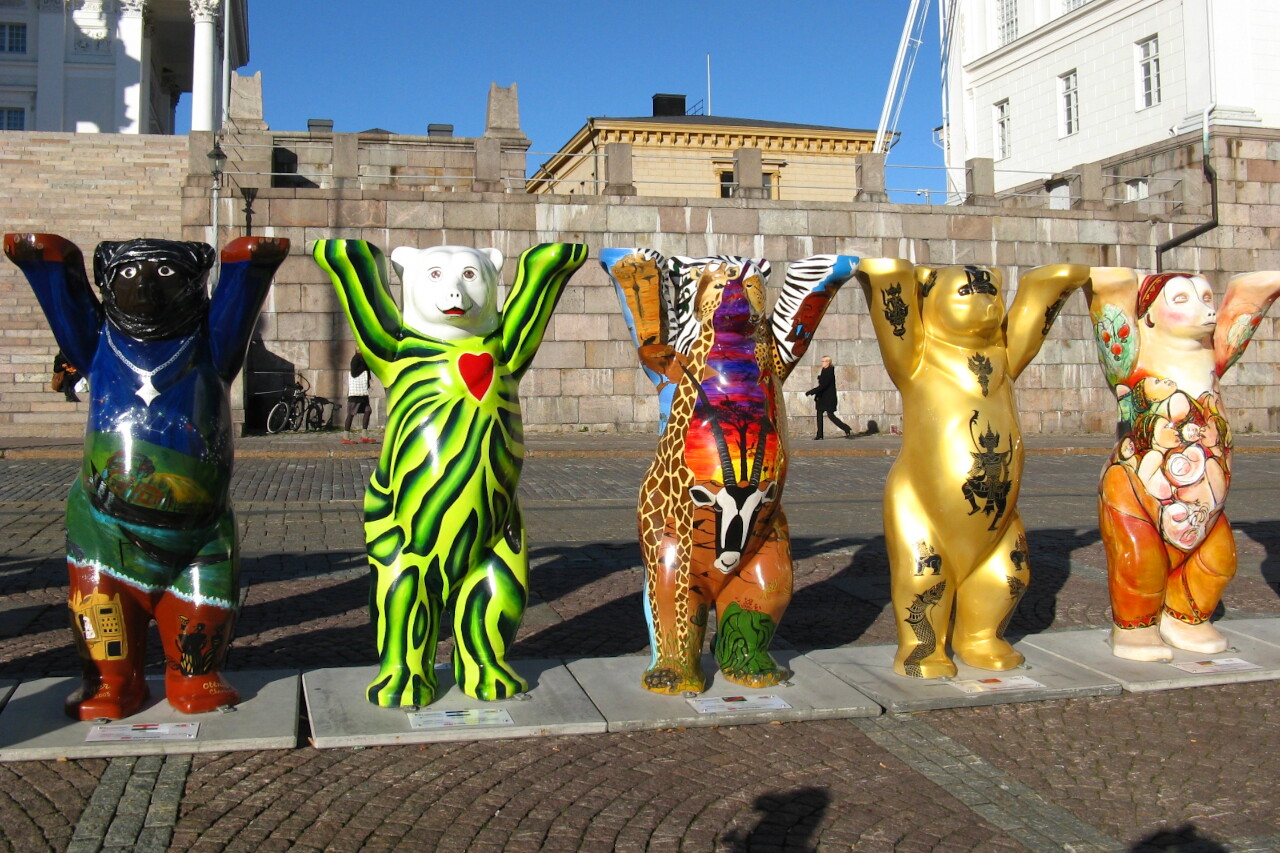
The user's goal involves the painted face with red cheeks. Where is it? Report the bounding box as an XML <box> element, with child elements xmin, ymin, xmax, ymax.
<box><xmin>1150</xmin><ymin>275</ymin><xmax>1216</xmax><ymax>341</ymax></box>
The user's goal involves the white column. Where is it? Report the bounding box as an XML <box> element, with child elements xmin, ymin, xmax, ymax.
<box><xmin>34</xmin><ymin>0</ymin><xmax>67</xmax><ymax>131</ymax></box>
<box><xmin>116</xmin><ymin>0</ymin><xmax>150</xmax><ymax>133</ymax></box>
<box><xmin>189</xmin><ymin>0</ymin><xmax>220</xmax><ymax>132</ymax></box>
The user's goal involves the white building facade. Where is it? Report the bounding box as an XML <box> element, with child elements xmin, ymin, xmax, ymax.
<box><xmin>0</xmin><ymin>0</ymin><xmax>248</xmax><ymax>135</ymax></box>
<box><xmin>941</xmin><ymin>0</ymin><xmax>1280</xmax><ymax>194</ymax></box>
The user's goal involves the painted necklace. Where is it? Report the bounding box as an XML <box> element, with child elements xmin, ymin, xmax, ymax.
<box><xmin>104</xmin><ymin>327</ymin><xmax>195</xmax><ymax>405</ymax></box>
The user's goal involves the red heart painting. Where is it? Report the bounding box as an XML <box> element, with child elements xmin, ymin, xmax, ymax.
<box><xmin>458</xmin><ymin>352</ymin><xmax>495</xmax><ymax>400</ymax></box>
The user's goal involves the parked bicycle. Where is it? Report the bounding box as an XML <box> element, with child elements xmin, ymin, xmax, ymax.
<box><xmin>265</xmin><ymin>375</ymin><xmax>341</xmax><ymax>434</ymax></box>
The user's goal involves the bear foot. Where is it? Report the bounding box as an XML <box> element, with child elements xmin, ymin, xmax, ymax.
<box><xmin>65</xmin><ymin>674</ymin><xmax>150</xmax><ymax>721</ymax></box>
<box><xmin>166</xmin><ymin>670</ymin><xmax>240</xmax><ymax>714</ymax></box>
<box><xmin>954</xmin><ymin>637</ymin><xmax>1025</xmax><ymax>671</ymax></box>
<box><xmin>367</xmin><ymin>665</ymin><xmax>438</xmax><ymax>708</ymax></box>
<box><xmin>642</xmin><ymin>662</ymin><xmax>706</xmax><ymax>695</ymax></box>
<box><xmin>1110</xmin><ymin>625</ymin><xmax>1174</xmax><ymax>661</ymax></box>
<box><xmin>893</xmin><ymin>647</ymin><xmax>957</xmax><ymax>680</ymax></box>
<box><xmin>459</xmin><ymin>665</ymin><xmax>528</xmax><ymax>702</ymax></box>
<box><xmin>1159</xmin><ymin>618</ymin><xmax>1228</xmax><ymax>655</ymax></box>
<box><xmin>719</xmin><ymin>658</ymin><xmax>791</xmax><ymax>689</ymax></box>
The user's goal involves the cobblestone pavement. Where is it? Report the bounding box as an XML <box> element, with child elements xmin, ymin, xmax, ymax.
<box><xmin>1</xmin><ymin>443</ymin><xmax>1279</xmax><ymax>852</ymax></box>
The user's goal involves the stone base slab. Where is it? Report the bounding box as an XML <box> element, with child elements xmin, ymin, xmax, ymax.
<box><xmin>1025</xmin><ymin>626</ymin><xmax>1280</xmax><ymax>692</ymax></box>
<box><xmin>302</xmin><ymin>661</ymin><xmax>606</xmax><ymax>748</ymax></box>
<box><xmin>805</xmin><ymin>641</ymin><xmax>1121</xmax><ymax>714</ymax></box>
<box><xmin>0</xmin><ymin>670</ymin><xmax>300</xmax><ymax>761</ymax></box>
<box><xmin>566</xmin><ymin>651</ymin><xmax>881</xmax><ymax>732</ymax></box>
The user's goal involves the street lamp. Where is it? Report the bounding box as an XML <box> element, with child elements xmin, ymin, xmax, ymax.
<box><xmin>208</xmin><ymin>143</ymin><xmax>227</xmax><ymax>285</ymax></box>
<box><xmin>207</xmin><ymin>143</ymin><xmax>227</xmax><ymax>187</ymax></box>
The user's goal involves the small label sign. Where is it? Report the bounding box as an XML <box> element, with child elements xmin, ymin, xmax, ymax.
<box><xmin>1170</xmin><ymin>657</ymin><xmax>1262</xmax><ymax>675</ymax></box>
<box><xmin>407</xmin><ymin>708</ymin><xmax>515</xmax><ymax>729</ymax></box>
<box><xmin>85</xmin><ymin>722</ymin><xmax>200</xmax><ymax>743</ymax></box>
<box><xmin>686</xmin><ymin>695</ymin><xmax>793</xmax><ymax>714</ymax></box>
<box><xmin>951</xmin><ymin>675</ymin><xmax>1045</xmax><ymax>694</ymax></box>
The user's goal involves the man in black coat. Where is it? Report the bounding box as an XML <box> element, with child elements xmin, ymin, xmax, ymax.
<box><xmin>805</xmin><ymin>356</ymin><xmax>853</xmax><ymax>439</ymax></box>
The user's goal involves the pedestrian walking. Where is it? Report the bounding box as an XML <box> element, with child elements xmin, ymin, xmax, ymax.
<box><xmin>52</xmin><ymin>351</ymin><xmax>81</xmax><ymax>403</ymax></box>
<box><xmin>805</xmin><ymin>355</ymin><xmax>853</xmax><ymax>439</ymax></box>
<box><xmin>342</xmin><ymin>352</ymin><xmax>377</xmax><ymax>444</ymax></box>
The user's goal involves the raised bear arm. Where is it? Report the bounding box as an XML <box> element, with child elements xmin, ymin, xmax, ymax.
<box><xmin>313</xmin><ymin>239</ymin><xmax>405</xmax><ymax>382</ymax></box>
<box><xmin>600</xmin><ymin>248</ymin><xmax>681</xmax><ymax>389</ymax></box>
<box><xmin>501</xmin><ymin>243</ymin><xmax>588</xmax><ymax>380</ymax></box>
<box><xmin>1215</xmin><ymin>270</ymin><xmax>1280</xmax><ymax>375</ymax></box>
<box><xmin>769</xmin><ymin>254</ymin><xmax>857</xmax><ymax>383</ymax></box>
<box><xmin>210</xmin><ymin>237</ymin><xmax>290</xmax><ymax>381</ymax></box>
<box><xmin>856</xmin><ymin>258</ymin><xmax>920</xmax><ymax>389</ymax></box>
<box><xmin>4</xmin><ymin>233</ymin><xmax>101</xmax><ymax>373</ymax></box>
<box><xmin>1004</xmin><ymin>263</ymin><xmax>1091</xmax><ymax>380</ymax></box>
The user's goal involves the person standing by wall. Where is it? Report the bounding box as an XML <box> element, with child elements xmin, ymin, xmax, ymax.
<box><xmin>342</xmin><ymin>352</ymin><xmax>377</xmax><ymax>444</ymax></box>
<box><xmin>805</xmin><ymin>355</ymin><xmax>853</xmax><ymax>439</ymax></box>
<box><xmin>53</xmin><ymin>351</ymin><xmax>81</xmax><ymax>403</ymax></box>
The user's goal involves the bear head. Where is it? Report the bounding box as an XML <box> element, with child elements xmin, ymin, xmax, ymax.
<box><xmin>391</xmin><ymin>245</ymin><xmax>503</xmax><ymax>340</ymax></box>
<box><xmin>93</xmin><ymin>239</ymin><xmax>217</xmax><ymax>341</ymax></box>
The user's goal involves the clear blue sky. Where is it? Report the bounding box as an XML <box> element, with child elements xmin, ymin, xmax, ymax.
<box><xmin>228</xmin><ymin>1</ymin><xmax>947</xmax><ymax>199</ymax></box>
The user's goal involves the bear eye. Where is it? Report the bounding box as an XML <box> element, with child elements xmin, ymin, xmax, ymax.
<box><xmin>429</xmin><ymin>268</ymin><xmax>442</xmax><ymax>280</ymax></box>
<box><xmin>120</xmin><ymin>267</ymin><xmax>138</xmax><ymax>279</ymax></box>
<box><xmin>462</xmin><ymin>268</ymin><xmax>477</xmax><ymax>280</ymax></box>
<box><xmin>157</xmin><ymin>265</ymin><xmax>175</xmax><ymax>276</ymax></box>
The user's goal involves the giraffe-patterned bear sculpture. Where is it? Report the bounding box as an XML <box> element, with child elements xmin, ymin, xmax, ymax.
<box><xmin>314</xmin><ymin>240</ymin><xmax>587</xmax><ymax>707</ymax></box>
<box><xmin>602</xmin><ymin>249</ymin><xmax>856</xmax><ymax>694</ymax></box>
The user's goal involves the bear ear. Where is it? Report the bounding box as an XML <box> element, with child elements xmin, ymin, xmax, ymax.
<box><xmin>481</xmin><ymin>248</ymin><xmax>503</xmax><ymax>274</ymax></box>
<box><xmin>191</xmin><ymin>243</ymin><xmax>216</xmax><ymax>271</ymax></box>
<box><xmin>390</xmin><ymin>246</ymin><xmax>417</xmax><ymax>280</ymax></box>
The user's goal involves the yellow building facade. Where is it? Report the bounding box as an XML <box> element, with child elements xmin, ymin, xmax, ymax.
<box><xmin>527</xmin><ymin>97</ymin><xmax>878</xmax><ymax>203</ymax></box>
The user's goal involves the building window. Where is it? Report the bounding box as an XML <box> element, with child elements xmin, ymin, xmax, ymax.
<box><xmin>0</xmin><ymin>23</ymin><xmax>26</xmax><ymax>53</ymax></box>
<box><xmin>719</xmin><ymin>170</ymin><xmax>736</xmax><ymax>198</ymax></box>
<box><xmin>994</xmin><ymin>99</ymin><xmax>1011</xmax><ymax>160</ymax></box>
<box><xmin>1059</xmin><ymin>70</ymin><xmax>1079</xmax><ymax>137</ymax></box>
<box><xmin>0</xmin><ymin>108</ymin><xmax>23</xmax><ymax>131</ymax></box>
<box><xmin>1125</xmin><ymin>178</ymin><xmax>1150</xmax><ymax>201</ymax></box>
<box><xmin>996</xmin><ymin>0</ymin><xmax>1018</xmax><ymax>46</ymax></box>
<box><xmin>1137</xmin><ymin>35</ymin><xmax>1161</xmax><ymax>109</ymax></box>
<box><xmin>1062</xmin><ymin>0</ymin><xmax>1089</xmax><ymax>11</ymax></box>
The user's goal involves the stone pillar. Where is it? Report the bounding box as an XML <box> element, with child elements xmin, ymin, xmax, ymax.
<box><xmin>116</xmin><ymin>1</ymin><xmax>150</xmax><ymax>133</ymax></box>
<box><xmin>485</xmin><ymin>83</ymin><xmax>523</xmax><ymax>138</ymax></box>
<box><xmin>965</xmin><ymin>157</ymin><xmax>996</xmax><ymax>206</ymax></box>
<box><xmin>854</xmin><ymin>152</ymin><xmax>889</xmax><ymax>203</ymax></box>
<box><xmin>188</xmin><ymin>0</ymin><xmax>220</xmax><ymax>132</ymax></box>
<box><xmin>604</xmin><ymin>143</ymin><xmax>637</xmax><ymax>196</ymax></box>
<box><xmin>734</xmin><ymin>148</ymin><xmax>767</xmax><ymax>199</ymax></box>
<box><xmin>332</xmin><ymin>133</ymin><xmax>358</xmax><ymax>188</ymax></box>
<box><xmin>1072</xmin><ymin>162</ymin><xmax>1104</xmax><ymax>210</ymax></box>
<box><xmin>34</xmin><ymin>0</ymin><xmax>67</xmax><ymax>131</ymax></box>
<box><xmin>473</xmin><ymin>137</ymin><xmax>504</xmax><ymax>193</ymax></box>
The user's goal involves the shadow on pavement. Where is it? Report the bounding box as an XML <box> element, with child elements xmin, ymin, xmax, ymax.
<box><xmin>1233</xmin><ymin>520</ymin><xmax>1280</xmax><ymax>605</ymax></box>
<box><xmin>721</xmin><ymin>786</ymin><xmax>831</xmax><ymax>853</ymax></box>
<box><xmin>1128</xmin><ymin>822</ymin><xmax>1228</xmax><ymax>852</ymax></box>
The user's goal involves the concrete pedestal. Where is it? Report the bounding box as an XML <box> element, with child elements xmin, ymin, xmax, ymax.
<box><xmin>1025</xmin><ymin>626</ymin><xmax>1280</xmax><ymax>692</ymax></box>
<box><xmin>566</xmin><ymin>652</ymin><xmax>881</xmax><ymax>732</ymax></box>
<box><xmin>805</xmin><ymin>641</ymin><xmax>1121</xmax><ymax>714</ymax></box>
<box><xmin>302</xmin><ymin>661</ymin><xmax>606</xmax><ymax>748</ymax></box>
<box><xmin>0</xmin><ymin>670</ymin><xmax>300</xmax><ymax>760</ymax></box>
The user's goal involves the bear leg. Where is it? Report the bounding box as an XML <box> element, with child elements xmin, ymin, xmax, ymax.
<box><xmin>65</xmin><ymin>561</ymin><xmax>152</xmax><ymax>721</ymax></box>
<box><xmin>452</xmin><ymin>545</ymin><xmax>529</xmax><ymax>701</ymax></box>
<box><xmin>155</xmin><ymin>593</ymin><xmax>239</xmax><ymax>714</ymax></box>
<box><xmin>368</xmin><ymin>563</ymin><xmax>442</xmax><ymax>707</ymax></box>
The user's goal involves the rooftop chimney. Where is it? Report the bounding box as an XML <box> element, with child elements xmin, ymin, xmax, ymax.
<box><xmin>652</xmin><ymin>94</ymin><xmax>686</xmax><ymax>117</ymax></box>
